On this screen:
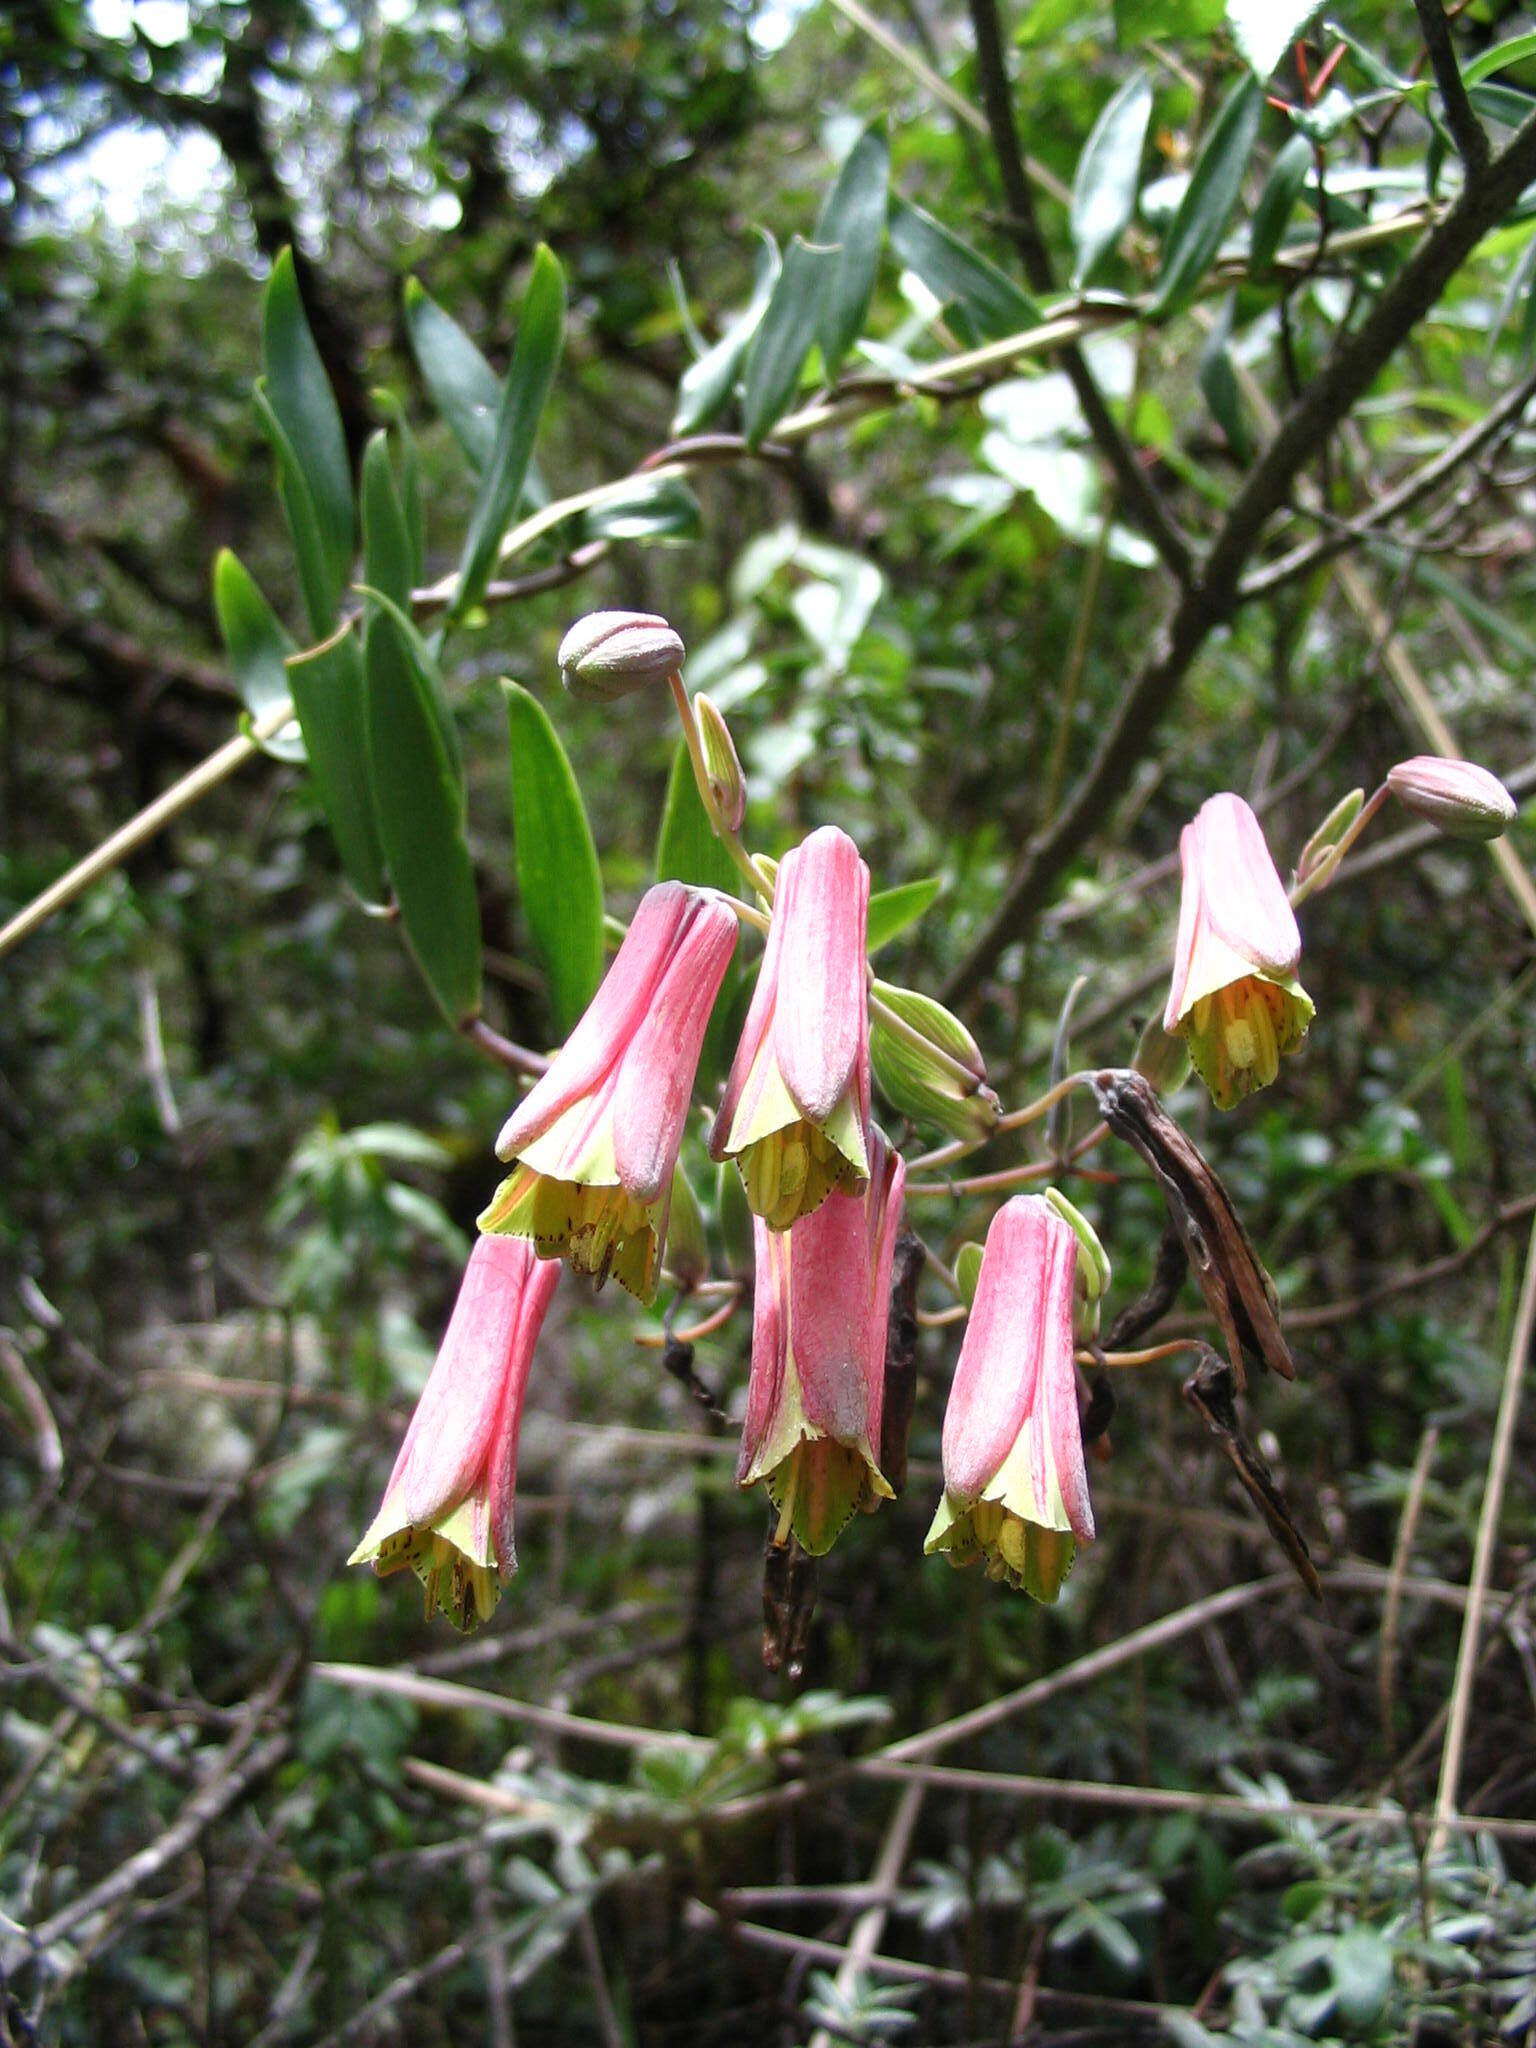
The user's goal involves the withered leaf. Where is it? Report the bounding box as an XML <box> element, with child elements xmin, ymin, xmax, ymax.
<box><xmin>1092</xmin><ymin>1068</ymin><xmax>1296</xmax><ymax>1390</ymax></box>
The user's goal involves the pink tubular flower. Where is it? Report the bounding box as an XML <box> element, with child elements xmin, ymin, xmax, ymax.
<box><xmin>925</xmin><ymin>1195</ymin><xmax>1094</xmax><ymax>1603</ymax></box>
<box><xmin>739</xmin><ymin>1130</ymin><xmax>906</xmax><ymax>1554</ymax></box>
<box><xmin>480</xmin><ymin>882</ymin><xmax>738</xmax><ymax>1300</ymax></box>
<box><xmin>1163</xmin><ymin>792</ymin><xmax>1313</xmax><ymax>1112</ymax></box>
<box><xmin>710</xmin><ymin>825</ymin><xmax>871</xmax><ymax>1230</ymax></box>
<box><xmin>349</xmin><ymin>1235</ymin><xmax>561</xmax><ymax>1631</ymax></box>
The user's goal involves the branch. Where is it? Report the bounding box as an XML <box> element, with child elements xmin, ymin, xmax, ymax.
<box><xmin>942</xmin><ymin>99</ymin><xmax>1536</xmax><ymax>1006</ymax></box>
<box><xmin>964</xmin><ymin>0</ymin><xmax>1193</xmax><ymax>583</ymax></box>
<box><xmin>1415</xmin><ymin>0</ymin><xmax>1488</xmax><ymax>173</ymax></box>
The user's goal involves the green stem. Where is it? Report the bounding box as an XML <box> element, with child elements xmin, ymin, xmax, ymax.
<box><xmin>1290</xmin><ymin>781</ymin><xmax>1391</xmax><ymax>906</ymax></box>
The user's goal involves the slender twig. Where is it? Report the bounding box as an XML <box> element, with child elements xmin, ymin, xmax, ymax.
<box><xmin>1415</xmin><ymin>0</ymin><xmax>1488</xmax><ymax>171</ymax></box>
<box><xmin>1430</xmin><ymin>1212</ymin><xmax>1536</xmax><ymax>1853</ymax></box>
<box><xmin>311</xmin><ymin>1661</ymin><xmax>710</xmax><ymax>1752</ymax></box>
<box><xmin>1379</xmin><ymin>1424</ymin><xmax>1440</xmax><ymax>1757</ymax></box>
<box><xmin>805</xmin><ymin>1781</ymin><xmax>925</xmax><ymax>2048</ymax></box>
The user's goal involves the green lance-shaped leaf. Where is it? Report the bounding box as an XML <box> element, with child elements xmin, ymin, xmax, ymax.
<box><xmin>403</xmin><ymin>278</ymin><xmax>503</xmax><ymax>474</ymax></box>
<box><xmin>1071</xmin><ymin>70</ymin><xmax>1153</xmax><ymax>287</ymax></box>
<box><xmin>742</xmin><ymin>236</ymin><xmax>837</xmax><ymax>448</ymax></box>
<box><xmin>888</xmin><ymin>197</ymin><xmax>1042</xmax><ymax>344</ymax></box>
<box><xmin>259</xmin><ymin>249</ymin><xmax>354</xmax><ymax>630</ymax></box>
<box><xmin>1151</xmin><ymin>77</ymin><xmax>1264</xmax><ymax>318</ymax></box>
<box><xmin>354</xmin><ymin>584</ymin><xmax>463</xmax><ymax>803</ymax></box>
<box><xmin>365</xmin><ymin>608</ymin><xmax>482</xmax><ymax>1025</ymax></box>
<box><xmin>1227</xmin><ymin>0</ymin><xmax>1323</xmax><ymax>82</ymax></box>
<box><xmin>866</xmin><ymin>875</ymin><xmax>944</xmax><ymax>953</ymax></box>
<box><xmin>451</xmin><ymin>245</ymin><xmax>566</xmax><ymax>624</ymax></box>
<box><xmin>1198</xmin><ymin>297</ymin><xmax>1252</xmax><ymax>462</ymax></box>
<box><xmin>361</xmin><ymin>430</ymin><xmax>416</xmax><ymax>614</ymax></box>
<box><xmin>502</xmin><ymin>681</ymin><xmax>604</xmax><ymax>1038</ymax></box>
<box><xmin>1466</xmin><ymin>28</ymin><xmax>1536</xmax><ymax>85</ymax></box>
<box><xmin>287</xmin><ymin>626</ymin><xmax>387</xmax><ymax>906</ymax></box>
<box><xmin>673</xmin><ymin>231</ymin><xmax>781</xmax><ymax>436</ymax></box>
<box><xmin>581</xmin><ymin>473</ymin><xmax>702</xmax><ymax>545</ymax></box>
<box><xmin>655</xmin><ymin>739</ymin><xmax>743</xmax><ymax>1085</ymax></box>
<box><xmin>372</xmin><ymin>389</ymin><xmax>426</xmax><ymax>583</ymax></box>
<box><xmin>1248</xmin><ymin>130</ymin><xmax>1313</xmax><ymax>275</ymax></box>
<box><xmin>1114</xmin><ymin>0</ymin><xmax>1221</xmax><ymax>38</ymax></box>
<box><xmin>813</xmin><ymin>123</ymin><xmax>889</xmax><ymax>377</ymax></box>
<box><xmin>252</xmin><ymin>383</ymin><xmax>341</xmax><ymax>642</ymax></box>
<box><xmin>212</xmin><ymin>548</ymin><xmax>305</xmax><ymax>763</ymax></box>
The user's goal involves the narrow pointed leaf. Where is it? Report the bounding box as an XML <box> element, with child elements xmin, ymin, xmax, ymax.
<box><xmin>1465</xmin><ymin>29</ymin><xmax>1536</xmax><ymax>84</ymax></box>
<box><xmin>213</xmin><ymin>548</ymin><xmax>304</xmax><ymax>763</ymax></box>
<box><xmin>1152</xmin><ymin>78</ymin><xmax>1263</xmax><ymax>317</ymax></box>
<box><xmin>1071</xmin><ymin>71</ymin><xmax>1153</xmax><ymax>286</ymax></box>
<box><xmin>452</xmin><ymin>245</ymin><xmax>565</xmax><ymax>623</ymax></box>
<box><xmin>582</xmin><ymin>473</ymin><xmax>702</xmax><ymax>544</ymax></box>
<box><xmin>252</xmin><ymin>382</ymin><xmax>340</xmax><ymax>639</ymax></box>
<box><xmin>1198</xmin><ymin>297</ymin><xmax>1252</xmax><ymax>460</ymax></box>
<box><xmin>1249</xmin><ymin>130</ymin><xmax>1313</xmax><ymax>274</ymax></box>
<box><xmin>502</xmin><ymin>681</ymin><xmax>604</xmax><ymax>1036</ymax></box>
<box><xmin>673</xmin><ymin>232</ymin><xmax>781</xmax><ymax>436</ymax></box>
<box><xmin>361</xmin><ymin>430</ymin><xmax>415</xmax><ymax>613</ymax></box>
<box><xmin>260</xmin><ymin>249</ymin><xmax>353</xmax><ymax>613</ymax></box>
<box><xmin>353</xmin><ymin>583</ymin><xmax>464</xmax><ymax>802</ymax></box>
<box><xmin>866</xmin><ymin>876</ymin><xmax>943</xmax><ymax>953</ymax></box>
<box><xmin>372</xmin><ymin>388</ymin><xmax>425</xmax><ymax>581</ymax></box>
<box><xmin>365</xmin><ymin>610</ymin><xmax>482</xmax><ymax>1024</ymax></box>
<box><xmin>813</xmin><ymin>124</ymin><xmax>889</xmax><ymax>377</ymax></box>
<box><xmin>742</xmin><ymin>235</ymin><xmax>836</xmax><ymax>448</ymax></box>
<box><xmin>403</xmin><ymin>279</ymin><xmax>502</xmax><ymax>476</ymax></box>
<box><xmin>287</xmin><ymin>626</ymin><xmax>387</xmax><ymax>905</ymax></box>
<box><xmin>888</xmin><ymin>198</ymin><xmax>1041</xmax><ymax>343</ymax></box>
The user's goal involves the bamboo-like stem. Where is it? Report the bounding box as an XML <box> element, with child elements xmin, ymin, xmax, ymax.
<box><xmin>1429</xmin><ymin>1211</ymin><xmax>1536</xmax><ymax>1854</ymax></box>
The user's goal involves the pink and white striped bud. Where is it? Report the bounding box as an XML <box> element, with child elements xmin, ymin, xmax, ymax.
<box><xmin>558</xmin><ymin>610</ymin><xmax>685</xmax><ymax>704</ymax></box>
<box><xmin>710</xmin><ymin>826</ymin><xmax>872</xmax><ymax>1229</ymax></box>
<box><xmin>482</xmin><ymin>882</ymin><xmax>738</xmax><ymax>1300</ymax></box>
<box><xmin>349</xmin><ymin>1235</ymin><xmax>560</xmax><ymax>1630</ymax></box>
<box><xmin>1386</xmin><ymin>756</ymin><xmax>1516</xmax><ymax>841</ymax></box>
<box><xmin>1164</xmin><ymin>793</ymin><xmax>1313</xmax><ymax>1112</ymax></box>
<box><xmin>925</xmin><ymin>1195</ymin><xmax>1095</xmax><ymax>1603</ymax></box>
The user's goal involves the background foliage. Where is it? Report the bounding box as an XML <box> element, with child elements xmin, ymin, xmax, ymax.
<box><xmin>4</xmin><ymin>0</ymin><xmax>1536</xmax><ymax>2042</ymax></box>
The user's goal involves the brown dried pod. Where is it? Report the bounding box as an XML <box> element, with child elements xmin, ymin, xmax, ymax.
<box><xmin>1182</xmin><ymin>1345</ymin><xmax>1322</xmax><ymax>1600</ymax></box>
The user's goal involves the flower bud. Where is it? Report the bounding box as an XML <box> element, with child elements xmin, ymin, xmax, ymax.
<box><xmin>558</xmin><ymin>610</ymin><xmax>684</xmax><ymax>704</ymax></box>
<box><xmin>1043</xmin><ymin>1187</ymin><xmax>1111</xmax><ymax>1341</ymax></box>
<box><xmin>1295</xmin><ymin>787</ymin><xmax>1363</xmax><ymax>887</ymax></box>
<box><xmin>870</xmin><ymin>979</ymin><xmax>1001</xmax><ymax>1141</ymax></box>
<box><xmin>954</xmin><ymin>1240</ymin><xmax>984</xmax><ymax>1307</ymax></box>
<box><xmin>694</xmin><ymin>692</ymin><xmax>747</xmax><ymax>832</ymax></box>
<box><xmin>1131</xmin><ymin>1013</ymin><xmax>1192</xmax><ymax>1096</ymax></box>
<box><xmin>1386</xmin><ymin>756</ymin><xmax>1517</xmax><ymax>841</ymax></box>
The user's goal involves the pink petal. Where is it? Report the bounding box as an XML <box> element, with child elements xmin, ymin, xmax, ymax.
<box><xmin>738</xmin><ymin>1219</ymin><xmax>790</xmax><ymax>1482</ymax></box>
<box><xmin>1194</xmin><ymin>793</ymin><xmax>1300</xmax><ymax>977</ymax></box>
<box><xmin>1162</xmin><ymin>816</ymin><xmax>1205</xmax><ymax>1031</ymax></box>
<box><xmin>611</xmin><ymin>892</ymin><xmax>738</xmax><ymax>1200</ymax></box>
<box><xmin>941</xmin><ymin>1197</ymin><xmax>1076</xmax><ymax>1502</ymax></box>
<box><xmin>788</xmin><ymin>1180</ymin><xmax>878</xmax><ymax>1445</ymax></box>
<box><xmin>484</xmin><ymin>1252</ymin><xmax>562</xmax><ymax>1572</ymax></box>
<box><xmin>388</xmin><ymin>1236</ymin><xmax>553</xmax><ymax>1530</ymax></box>
<box><xmin>709</xmin><ymin>884</ymin><xmax>785</xmax><ymax>1158</ymax></box>
<box><xmin>497</xmin><ymin>883</ymin><xmax>696</xmax><ymax>1161</ymax></box>
<box><xmin>774</xmin><ymin>826</ymin><xmax>870</xmax><ymax>1125</ymax></box>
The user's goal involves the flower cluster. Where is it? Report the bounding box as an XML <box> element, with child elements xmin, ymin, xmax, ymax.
<box><xmin>351</xmin><ymin>613</ymin><xmax>1520</xmax><ymax>1633</ymax></box>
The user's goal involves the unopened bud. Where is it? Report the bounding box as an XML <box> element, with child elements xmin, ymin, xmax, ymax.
<box><xmin>1386</xmin><ymin>756</ymin><xmax>1517</xmax><ymax>841</ymax></box>
<box><xmin>954</xmin><ymin>1240</ymin><xmax>984</xmax><ymax>1307</ymax></box>
<box><xmin>558</xmin><ymin>610</ymin><xmax>684</xmax><ymax>704</ymax></box>
<box><xmin>694</xmin><ymin>693</ymin><xmax>747</xmax><ymax>831</ymax></box>
<box><xmin>662</xmin><ymin>1162</ymin><xmax>709</xmax><ymax>1291</ymax></box>
<box><xmin>1043</xmin><ymin>1186</ymin><xmax>1111</xmax><ymax>1340</ymax></box>
<box><xmin>871</xmin><ymin>979</ymin><xmax>1000</xmax><ymax>1141</ymax></box>
<box><xmin>1295</xmin><ymin>787</ymin><xmax>1363</xmax><ymax>886</ymax></box>
<box><xmin>1131</xmin><ymin>1013</ymin><xmax>1192</xmax><ymax>1096</ymax></box>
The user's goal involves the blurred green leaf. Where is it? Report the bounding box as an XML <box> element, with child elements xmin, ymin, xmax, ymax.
<box><xmin>286</xmin><ymin>626</ymin><xmax>387</xmax><ymax>906</ymax></box>
<box><xmin>889</xmin><ymin>197</ymin><xmax>1041</xmax><ymax>343</ymax></box>
<box><xmin>1071</xmin><ymin>71</ymin><xmax>1153</xmax><ymax>286</ymax></box>
<box><xmin>866</xmin><ymin>876</ymin><xmax>943</xmax><ymax>952</ymax></box>
<box><xmin>1465</xmin><ymin>29</ymin><xmax>1536</xmax><ymax>85</ymax></box>
<box><xmin>259</xmin><ymin>249</ymin><xmax>354</xmax><ymax>630</ymax></box>
<box><xmin>582</xmin><ymin>473</ymin><xmax>702</xmax><ymax>543</ymax></box>
<box><xmin>1115</xmin><ymin>0</ymin><xmax>1221</xmax><ymax>38</ymax></box>
<box><xmin>364</xmin><ymin>609</ymin><xmax>482</xmax><ymax>1024</ymax></box>
<box><xmin>503</xmin><ymin>680</ymin><xmax>605</xmax><ymax>1036</ymax></box>
<box><xmin>361</xmin><ymin>430</ymin><xmax>415</xmax><ymax>614</ymax></box>
<box><xmin>403</xmin><ymin>278</ymin><xmax>502</xmax><ymax>475</ymax></box>
<box><xmin>813</xmin><ymin>123</ymin><xmax>889</xmax><ymax>377</ymax></box>
<box><xmin>1249</xmin><ymin>130</ymin><xmax>1313</xmax><ymax>274</ymax></box>
<box><xmin>1152</xmin><ymin>77</ymin><xmax>1264</xmax><ymax>317</ymax></box>
<box><xmin>743</xmin><ymin>235</ymin><xmax>836</xmax><ymax>447</ymax></box>
<box><xmin>1227</xmin><ymin>1</ymin><xmax>1322</xmax><ymax>81</ymax></box>
<box><xmin>673</xmin><ymin>231</ymin><xmax>781</xmax><ymax>435</ymax></box>
<box><xmin>252</xmin><ymin>382</ymin><xmax>342</xmax><ymax>640</ymax></box>
<box><xmin>212</xmin><ymin>548</ymin><xmax>305</xmax><ymax>763</ymax></box>
<box><xmin>452</xmin><ymin>244</ymin><xmax>566</xmax><ymax>623</ymax></box>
